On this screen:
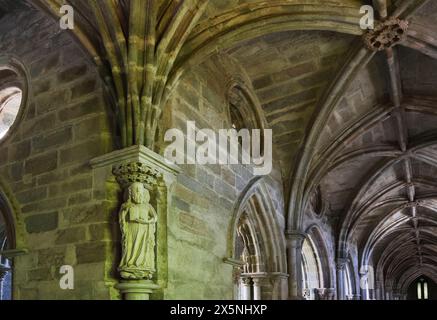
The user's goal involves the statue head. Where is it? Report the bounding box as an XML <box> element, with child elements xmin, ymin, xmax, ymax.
<box><xmin>128</xmin><ymin>182</ymin><xmax>150</xmax><ymax>204</ymax></box>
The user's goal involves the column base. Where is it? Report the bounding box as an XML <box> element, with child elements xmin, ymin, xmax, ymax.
<box><xmin>116</xmin><ymin>280</ymin><xmax>160</xmax><ymax>300</ymax></box>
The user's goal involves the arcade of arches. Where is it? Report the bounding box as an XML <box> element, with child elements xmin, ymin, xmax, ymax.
<box><xmin>0</xmin><ymin>0</ymin><xmax>437</xmax><ymax>300</ymax></box>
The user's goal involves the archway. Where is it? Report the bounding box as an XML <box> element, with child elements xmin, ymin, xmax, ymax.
<box><xmin>301</xmin><ymin>236</ymin><xmax>323</xmax><ymax>300</ymax></box>
<box><xmin>0</xmin><ymin>179</ymin><xmax>27</xmax><ymax>300</ymax></box>
<box><xmin>300</xmin><ymin>226</ymin><xmax>335</xmax><ymax>300</ymax></box>
<box><xmin>0</xmin><ymin>190</ymin><xmax>17</xmax><ymax>300</ymax></box>
<box><xmin>228</xmin><ymin>178</ymin><xmax>287</xmax><ymax>300</ymax></box>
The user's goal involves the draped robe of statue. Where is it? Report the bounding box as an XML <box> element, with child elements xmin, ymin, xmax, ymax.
<box><xmin>118</xmin><ymin>182</ymin><xmax>157</xmax><ymax>280</ymax></box>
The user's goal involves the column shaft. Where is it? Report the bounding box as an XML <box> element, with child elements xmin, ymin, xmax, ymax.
<box><xmin>286</xmin><ymin>232</ymin><xmax>306</xmax><ymax>299</ymax></box>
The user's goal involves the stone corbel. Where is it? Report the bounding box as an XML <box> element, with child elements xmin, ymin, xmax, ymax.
<box><xmin>90</xmin><ymin>145</ymin><xmax>180</xmax><ymax>300</ymax></box>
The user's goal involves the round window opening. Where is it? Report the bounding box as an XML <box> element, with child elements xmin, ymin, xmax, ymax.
<box><xmin>0</xmin><ymin>87</ymin><xmax>22</xmax><ymax>140</ymax></box>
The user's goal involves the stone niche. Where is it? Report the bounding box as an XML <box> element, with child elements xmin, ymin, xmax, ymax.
<box><xmin>90</xmin><ymin>145</ymin><xmax>180</xmax><ymax>300</ymax></box>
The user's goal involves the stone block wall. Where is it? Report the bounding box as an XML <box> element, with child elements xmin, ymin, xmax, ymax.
<box><xmin>0</xmin><ymin>7</ymin><xmax>287</xmax><ymax>301</ymax></box>
<box><xmin>161</xmin><ymin>57</ymin><xmax>287</xmax><ymax>299</ymax></box>
<box><xmin>0</xmin><ymin>8</ymin><xmax>118</xmax><ymax>299</ymax></box>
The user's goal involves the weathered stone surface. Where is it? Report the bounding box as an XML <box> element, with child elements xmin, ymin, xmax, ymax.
<box><xmin>76</xmin><ymin>242</ymin><xmax>107</xmax><ymax>264</ymax></box>
<box><xmin>55</xmin><ymin>227</ymin><xmax>87</xmax><ymax>245</ymax></box>
<box><xmin>58</xmin><ymin>96</ymin><xmax>102</xmax><ymax>122</ymax></box>
<box><xmin>0</xmin><ymin>6</ymin><xmax>116</xmax><ymax>300</ymax></box>
<box><xmin>25</xmin><ymin>212</ymin><xmax>58</xmax><ymax>233</ymax></box>
<box><xmin>8</xmin><ymin>140</ymin><xmax>31</xmax><ymax>161</ymax></box>
<box><xmin>2</xmin><ymin>0</ymin><xmax>436</xmax><ymax>302</ymax></box>
<box><xmin>58</xmin><ymin>65</ymin><xmax>88</xmax><ymax>83</ymax></box>
<box><xmin>32</xmin><ymin>127</ymin><xmax>73</xmax><ymax>151</ymax></box>
<box><xmin>24</xmin><ymin>151</ymin><xmax>58</xmax><ymax>175</ymax></box>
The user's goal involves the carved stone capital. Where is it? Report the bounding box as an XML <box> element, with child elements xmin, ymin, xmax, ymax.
<box><xmin>336</xmin><ymin>258</ymin><xmax>348</xmax><ymax>271</ymax></box>
<box><xmin>363</xmin><ymin>18</ymin><xmax>409</xmax><ymax>51</ymax></box>
<box><xmin>241</xmin><ymin>277</ymin><xmax>253</xmax><ymax>286</ymax></box>
<box><xmin>113</xmin><ymin>161</ymin><xmax>161</xmax><ymax>190</ymax></box>
<box><xmin>285</xmin><ymin>230</ymin><xmax>306</xmax><ymax>248</ymax></box>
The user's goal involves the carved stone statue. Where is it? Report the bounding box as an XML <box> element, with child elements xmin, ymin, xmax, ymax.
<box><xmin>118</xmin><ymin>182</ymin><xmax>157</xmax><ymax>280</ymax></box>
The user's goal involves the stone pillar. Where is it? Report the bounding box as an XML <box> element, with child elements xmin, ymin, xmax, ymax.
<box><xmin>0</xmin><ymin>265</ymin><xmax>9</xmax><ymax>299</ymax></box>
<box><xmin>374</xmin><ymin>281</ymin><xmax>381</xmax><ymax>300</ymax></box>
<box><xmin>285</xmin><ymin>231</ymin><xmax>306</xmax><ymax>299</ymax></box>
<box><xmin>336</xmin><ymin>258</ymin><xmax>348</xmax><ymax>300</ymax></box>
<box><xmin>385</xmin><ymin>287</ymin><xmax>392</xmax><ymax>300</ymax></box>
<box><xmin>268</xmin><ymin>273</ymin><xmax>289</xmax><ymax>300</ymax></box>
<box><xmin>90</xmin><ymin>145</ymin><xmax>180</xmax><ymax>300</ymax></box>
<box><xmin>252</xmin><ymin>278</ymin><xmax>262</xmax><ymax>300</ymax></box>
<box><xmin>241</xmin><ymin>277</ymin><xmax>252</xmax><ymax>300</ymax></box>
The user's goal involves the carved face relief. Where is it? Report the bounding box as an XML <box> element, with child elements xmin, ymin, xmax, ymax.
<box><xmin>130</xmin><ymin>182</ymin><xmax>145</xmax><ymax>204</ymax></box>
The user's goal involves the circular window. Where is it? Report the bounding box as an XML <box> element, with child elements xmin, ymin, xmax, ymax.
<box><xmin>0</xmin><ymin>59</ymin><xmax>27</xmax><ymax>142</ymax></box>
<box><xmin>0</xmin><ymin>87</ymin><xmax>22</xmax><ymax>139</ymax></box>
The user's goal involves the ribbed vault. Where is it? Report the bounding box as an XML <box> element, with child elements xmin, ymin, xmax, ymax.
<box><xmin>4</xmin><ymin>0</ymin><xmax>437</xmax><ymax>299</ymax></box>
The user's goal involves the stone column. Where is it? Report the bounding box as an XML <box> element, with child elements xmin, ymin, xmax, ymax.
<box><xmin>252</xmin><ymin>277</ymin><xmax>262</xmax><ymax>300</ymax></box>
<box><xmin>374</xmin><ymin>281</ymin><xmax>382</xmax><ymax>300</ymax></box>
<box><xmin>268</xmin><ymin>272</ymin><xmax>289</xmax><ymax>300</ymax></box>
<box><xmin>285</xmin><ymin>231</ymin><xmax>306</xmax><ymax>299</ymax></box>
<box><xmin>90</xmin><ymin>145</ymin><xmax>180</xmax><ymax>300</ymax></box>
<box><xmin>241</xmin><ymin>277</ymin><xmax>252</xmax><ymax>300</ymax></box>
<box><xmin>0</xmin><ymin>265</ymin><xmax>9</xmax><ymax>299</ymax></box>
<box><xmin>385</xmin><ymin>287</ymin><xmax>393</xmax><ymax>300</ymax></box>
<box><xmin>336</xmin><ymin>258</ymin><xmax>348</xmax><ymax>300</ymax></box>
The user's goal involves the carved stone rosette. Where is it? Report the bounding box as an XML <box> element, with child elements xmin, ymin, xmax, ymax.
<box><xmin>363</xmin><ymin>18</ymin><xmax>409</xmax><ymax>51</ymax></box>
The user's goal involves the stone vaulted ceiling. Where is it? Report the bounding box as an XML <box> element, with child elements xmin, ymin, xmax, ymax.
<box><xmin>0</xmin><ymin>0</ymin><xmax>28</xmax><ymax>18</ymax></box>
<box><xmin>6</xmin><ymin>0</ymin><xmax>437</xmax><ymax>293</ymax></box>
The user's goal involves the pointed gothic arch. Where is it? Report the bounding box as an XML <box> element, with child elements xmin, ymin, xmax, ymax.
<box><xmin>226</xmin><ymin>177</ymin><xmax>287</xmax><ymax>300</ymax></box>
<box><xmin>0</xmin><ymin>177</ymin><xmax>27</xmax><ymax>300</ymax></box>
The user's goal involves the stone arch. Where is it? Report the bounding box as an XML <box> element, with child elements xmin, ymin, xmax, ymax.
<box><xmin>227</xmin><ymin>177</ymin><xmax>287</xmax><ymax>299</ymax></box>
<box><xmin>346</xmin><ymin>252</ymin><xmax>360</xmax><ymax>299</ymax></box>
<box><xmin>0</xmin><ymin>177</ymin><xmax>27</xmax><ymax>300</ymax></box>
<box><xmin>221</xmin><ymin>55</ymin><xmax>267</xmax><ymax>134</ymax></box>
<box><xmin>0</xmin><ymin>177</ymin><xmax>27</xmax><ymax>253</ymax></box>
<box><xmin>304</xmin><ymin>225</ymin><xmax>334</xmax><ymax>289</ymax></box>
<box><xmin>398</xmin><ymin>267</ymin><xmax>437</xmax><ymax>296</ymax></box>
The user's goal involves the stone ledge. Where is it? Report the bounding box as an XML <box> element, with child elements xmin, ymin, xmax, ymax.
<box><xmin>89</xmin><ymin>145</ymin><xmax>180</xmax><ymax>177</ymax></box>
